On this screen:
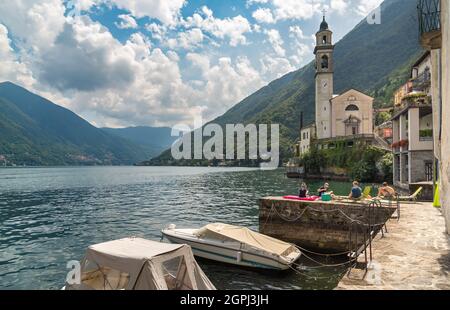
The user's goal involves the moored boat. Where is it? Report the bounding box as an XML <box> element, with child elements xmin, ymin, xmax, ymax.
<box><xmin>162</xmin><ymin>223</ymin><xmax>301</xmax><ymax>271</ymax></box>
<box><xmin>63</xmin><ymin>237</ymin><xmax>216</xmax><ymax>290</ymax></box>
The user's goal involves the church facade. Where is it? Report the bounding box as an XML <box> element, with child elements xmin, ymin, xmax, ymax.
<box><xmin>299</xmin><ymin>16</ymin><xmax>374</xmax><ymax>155</ymax></box>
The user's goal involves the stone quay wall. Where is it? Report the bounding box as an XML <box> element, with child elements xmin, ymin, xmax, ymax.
<box><xmin>259</xmin><ymin>197</ymin><xmax>397</xmax><ymax>252</ymax></box>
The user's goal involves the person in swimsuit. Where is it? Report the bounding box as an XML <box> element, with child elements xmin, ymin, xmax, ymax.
<box><xmin>378</xmin><ymin>182</ymin><xmax>396</xmax><ymax>198</ymax></box>
<box><xmin>298</xmin><ymin>182</ymin><xmax>309</xmax><ymax>198</ymax></box>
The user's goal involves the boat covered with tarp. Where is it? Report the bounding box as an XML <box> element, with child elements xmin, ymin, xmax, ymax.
<box><xmin>162</xmin><ymin>223</ymin><xmax>301</xmax><ymax>270</ymax></box>
<box><xmin>64</xmin><ymin>237</ymin><xmax>216</xmax><ymax>290</ymax></box>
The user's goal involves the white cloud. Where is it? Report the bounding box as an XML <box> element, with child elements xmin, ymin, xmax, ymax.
<box><xmin>249</xmin><ymin>0</ymin><xmax>379</xmax><ymax>21</ymax></box>
<box><xmin>0</xmin><ymin>24</ymin><xmax>35</xmax><ymax>88</ymax></box>
<box><xmin>108</xmin><ymin>0</ymin><xmax>187</xmax><ymax>25</ymax></box>
<box><xmin>252</xmin><ymin>8</ymin><xmax>275</xmax><ymax>24</ymax></box>
<box><xmin>187</xmin><ymin>53</ymin><xmax>265</xmax><ymax>120</ymax></box>
<box><xmin>0</xmin><ymin>24</ymin><xmax>12</xmax><ymax>56</ymax></box>
<box><xmin>145</xmin><ymin>23</ymin><xmax>167</xmax><ymax>41</ymax></box>
<box><xmin>272</xmin><ymin>0</ymin><xmax>322</xmax><ymax>21</ymax></box>
<box><xmin>0</xmin><ymin>0</ymin><xmax>338</xmax><ymax>128</ymax></box>
<box><xmin>182</xmin><ymin>6</ymin><xmax>252</xmax><ymax>47</ymax></box>
<box><xmin>247</xmin><ymin>0</ymin><xmax>269</xmax><ymax>6</ymax></box>
<box><xmin>289</xmin><ymin>25</ymin><xmax>313</xmax><ymax>66</ymax></box>
<box><xmin>330</xmin><ymin>0</ymin><xmax>349</xmax><ymax>15</ymax></box>
<box><xmin>0</xmin><ymin>2</ymin><xmax>263</xmax><ymax>127</ymax></box>
<box><xmin>0</xmin><ymin>0</ymin><xmax>66</xmax><ymax>50</ymax></box>
<box><xmin>265</xmin><ymin>29</ymin><xmax>285</xmax><ymax>57</ymax></box>
<box><xmin>167</xmin><ymin>28</ymin><xmax>204</xmax><ymax>50</ymax></box>
<box><xmin>115</xmin><ymin>14</ymin><xmax>138</xmax><ymax>29</ymax></box>
<box><xmin>289</xmin><ymin>25</ymin><xmax>306</xmax><ymax>40</ymax></box>
<box><xmin>354</xmin><ymin>0</ymin><xmax>383</xmax><ymax>17</ymax></box>
<box><xmin>260</xmin><ymin>55</ymin><xmax>294</xmax><ymax>79</ymax></box>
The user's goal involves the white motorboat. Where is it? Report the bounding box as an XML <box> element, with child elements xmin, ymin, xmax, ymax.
<box><xmin>162</xmin><ymin>223</ymin><xmax>301</xmax><ymax>271</ymax></box>
<box><xmin>63</xmin><ymin>237</ymin><xmax>216</xmax><ymax>290</ymax></box>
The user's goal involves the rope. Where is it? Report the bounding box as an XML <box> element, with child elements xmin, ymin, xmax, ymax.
<box><xmin>288</xmin><ymin>264</ymin><xmax>351</xmax><ymax>280</ymax></box>
<box><xmin>261</xmin><ymin>200</ymin><xmax>384</xmax><ymax>276</ymax></box>
<box><xmin>272</xmin><ymin>203</ymin><xmax>309</xmax><ymax>222</ymax></box>
<box><xmin>294</xmin><ymin>245</ymin><xmax>352</xmax><ymax>257</ymax></box>
<box><xmin>267</xmin><ymin>203</ymin><xmax>388</xmax><ymax>228</ymax></box>
<box><xmin>293</xmin><ymin>249</ymin><xmax>357</xmax><ymax>268</ymax></box>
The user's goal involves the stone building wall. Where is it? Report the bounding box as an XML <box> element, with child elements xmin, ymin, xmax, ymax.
<box><xmin>259</xmin><ymin>197</ymin><xmax>397</xmax><ymax>252</ymax></box>
<box><xmin>409</xmin><ymin>150</ymin><xmax>434</xmax><ymax>183</ymax></box>
<box><xmin>440</xmin><ymin>0</ymin><xmax>450</xmax><ymax>234</ymax></box>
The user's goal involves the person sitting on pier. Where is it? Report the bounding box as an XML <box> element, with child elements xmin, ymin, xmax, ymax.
<box><xmin>318</xmin><ymin>183</ymin><xmax>331</xmax><ymax>197</ymax></box>
<box><xmin>298</xmin><ymin>182</ymin><xmax>309</xmax><ymax>198</ymax></box>
<box><xmin>348</xmin><ymin>181</ymin><xmax>363</xmax><ymax>200</ymax></box>
<box><xmin>378</xmin><ymin>182</ymin><xmax>396</xmax><ymax>198</ymax></box>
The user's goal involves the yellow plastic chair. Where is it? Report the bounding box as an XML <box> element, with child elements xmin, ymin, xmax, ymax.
<box><xmin>399</xmin><ymin>187</ymin><xmax>423</xmax><ymax>202</ymax></box>
<box><xmin>362</xmin><ymin>186</ymin><xmax>372</xmax><ymax>199</ymax></box>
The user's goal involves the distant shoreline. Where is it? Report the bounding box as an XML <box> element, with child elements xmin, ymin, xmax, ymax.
<box><xmin>0</xmin><ymin>165</ymin><xmax>263</xmax><ymax>169</ymax></box>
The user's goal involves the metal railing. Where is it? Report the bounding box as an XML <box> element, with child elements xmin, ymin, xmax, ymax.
<box><xmin>418</xmin><ymin>0</ymin><xmax>441</xmax><ymax>35</ymax></box>
<box><xmin>412</xmin><ymin>70</ymin><xmax>431</xmax><ymax>91</ymax></box>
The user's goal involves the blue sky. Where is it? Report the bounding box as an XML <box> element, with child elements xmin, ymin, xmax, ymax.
<box><xmin>0</xmin><ymin>0</ymin><xmax>383</xmax><ymax>128</ymax></box>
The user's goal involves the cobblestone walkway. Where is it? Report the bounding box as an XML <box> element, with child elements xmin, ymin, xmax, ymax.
<box><xmin>337</xmin><ymin>202</ymin><xmax>450</xmax><ymax>290</ymax></box>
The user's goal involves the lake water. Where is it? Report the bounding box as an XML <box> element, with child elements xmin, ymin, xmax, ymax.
<box><xmin>0</xmin><ymin>166</ymin><xmax>354</xmax><ymax>290</ymax></box>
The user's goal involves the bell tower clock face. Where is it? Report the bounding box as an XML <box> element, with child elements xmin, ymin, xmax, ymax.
<box><xmin>320</xmin><ymin>79</ymin><xmax>329</xmax><ymax>94</ymax></box>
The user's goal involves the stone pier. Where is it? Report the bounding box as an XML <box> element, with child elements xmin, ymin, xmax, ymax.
<box><xmin>337</xmin><ymin>202</ymin><xmax>450</xmax><ymax>290</ymax></box>
<box><xmin>259</xmin><ymin>197</ymin><xmax>397</xmax><ymax>253</ymax></box>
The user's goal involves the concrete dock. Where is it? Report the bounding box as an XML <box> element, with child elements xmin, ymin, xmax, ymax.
<box><xmin>337</xmin><ymin>202</ymin><xmax>450</xmax><ymax>290</ymax></box>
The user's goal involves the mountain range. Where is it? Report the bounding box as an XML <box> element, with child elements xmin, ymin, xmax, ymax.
<box><xmin>0</xmin><ymin>82</ymin><xmax>173</xmax><ymax>166</ymax></box>
<box><xmin>102</xmin><ymin>127</ymin><xmax>177</xmax><ymax>159</ymax></box>
<box><xmin>150</xmin><ymin>0</ymin><xmax>424</xmax><ymax>165</ymax></box>
<box><xmin>0</xmin><ymin>0</ymin><xmax>424</xmax><ymax>167</ymax></box>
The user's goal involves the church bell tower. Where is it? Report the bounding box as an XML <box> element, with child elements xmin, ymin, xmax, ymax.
<box><xmin>314</xmin><ymin>13</ymin><xmax>334</xmax><ymax>140</ymax></box>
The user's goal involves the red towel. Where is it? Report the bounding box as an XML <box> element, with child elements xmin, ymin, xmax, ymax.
<box><xmin>283</xmin><ymin>196</ymin><xmax>320</xmax><ymax>201</ymax></box>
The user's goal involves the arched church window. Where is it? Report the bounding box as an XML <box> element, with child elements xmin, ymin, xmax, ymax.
<box><xmin>321</xmin><ymin>55</ymin><xmax>329</xmax><ymax>69</ymax></box>
<box><xmin>322</xmin><ymin>35</ymin><xmax>327</xmax><ymax>44</ymax></box>
<box><xmin>345</xmin><ymin>104</ymin><xmax>359</xmax><ymax>111</ymax></box>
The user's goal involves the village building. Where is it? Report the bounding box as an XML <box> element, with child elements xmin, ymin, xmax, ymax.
<box><xmin>298</xmin><ymin>123</ymin><xmax>316</xmax><ymax>155</ymax></box>
<box><xmin>418</xmin><ymin>0</ymin><xmax>450</xmax><ymax>234</ymax></box>
<box><xmin>391</xmin><ymin>51</ymin><xmax>434</xmax><ymax>191</ymax></box>
<box><xmin>299</xmin><ymin>15</ymin><xmax>375</xmax><ymax>156</ymax></box>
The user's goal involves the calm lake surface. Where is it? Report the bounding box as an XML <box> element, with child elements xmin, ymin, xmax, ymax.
<box><xmin>0</xmin><ymin>166</ymin><xmax>354</xmax><ymax>290</ymax></box>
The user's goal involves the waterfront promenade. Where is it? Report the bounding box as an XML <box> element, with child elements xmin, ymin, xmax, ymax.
<box><xmin>337</xmin><ymin>202</ymin><xmax>450</xmax><ymax>290</ymax></box>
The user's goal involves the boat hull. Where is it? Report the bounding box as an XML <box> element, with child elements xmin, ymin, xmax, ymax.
<box><xmin>162</xmin><ymin>230</ymin><xmax>297</xmax><ymax>271</ymax></box>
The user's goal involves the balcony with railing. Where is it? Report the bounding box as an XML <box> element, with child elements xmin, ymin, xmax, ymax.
<box><xmin>419</xmin><ymin>129</ymin><xmax>433</xmax><ymax>142</ymax></box>
<box><xmin>393</xmin><ymin>93</ymin><xmax>432</xmax><ymax>118</ymax></box>
<box><xmin>418</xmin><ymin>0</ymin><xmax>441</xmax><ymax>49</ymax></box>
<box><xmin>411</xmin><ymin>70</ymin><xmax>431</xmax><ymax>92</ymax></box>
